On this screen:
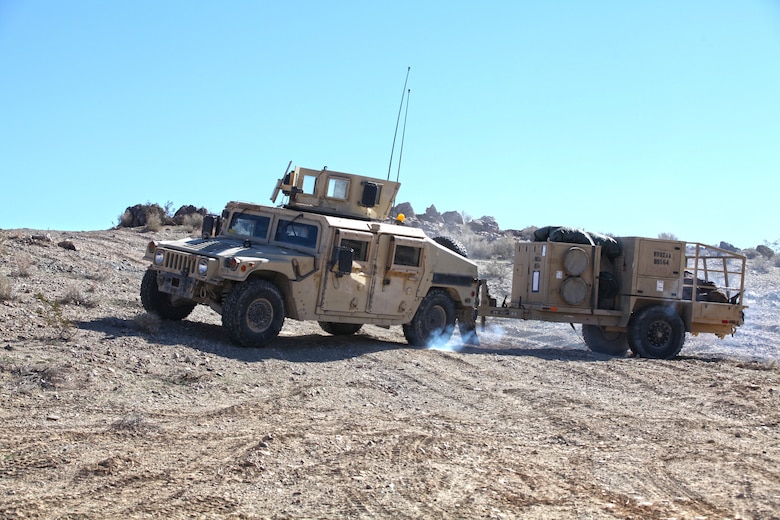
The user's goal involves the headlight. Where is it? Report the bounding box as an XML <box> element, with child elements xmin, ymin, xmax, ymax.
<box><xmin>198</xmin><ymin>258</ymin><xmax>208</xmax><ymax>276</ymax></box>
<box><xmin>154</xmin><ymin>250</ymin><xmax>165</xmax><ymax>266</ymax></box>
<box><xmin>227</xmin><ymin>257</ymin><xmax>239</xmax><ymax>271</ymax></box>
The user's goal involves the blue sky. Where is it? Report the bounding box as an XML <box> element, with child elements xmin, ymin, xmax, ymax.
<box><xmin>1</xmin><ymin>1</ymin><xmax>778</xmax><ymax>249</ymax></box>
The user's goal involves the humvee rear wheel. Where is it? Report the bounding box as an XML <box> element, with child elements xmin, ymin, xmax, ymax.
<box><xmin>403</xmin><ymin>289</ymin><xmax>456</xmax><ymax>347</ymax></box>
<box><xmin>319</xmin><ymin>322</ymin><xmax>363</xmax><ymax>336</ymax></box>
<box><xmin>140</xmin><ymin>268</ymin><xmax>196</xmax><ymax>321</ymax></box>
<box><xmin>582</xmin><ymin>324</ymin><xmax>628</xmax><ymax>356</ymax></box>
<box><xmin>627</xmin><ymin>305</ymin><xmax>685</xmax><ymax>359</ymax></box>
<box><xmin>222</xmin><ymin>280</ymin><xmax>285</xmax><ymax>348</ymax></box>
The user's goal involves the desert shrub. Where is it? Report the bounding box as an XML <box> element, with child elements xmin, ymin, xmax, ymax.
<box><xmin>13</xmin><ymin>253</ymin><xmax>33</xmax><ymax>277</ymax></box>
<box><xmin>458</xmin><ymin>232</ymin><xmax>486</xmax><ymax>258</ymax></box>
<box><xmin>85</xmin><ymin>267</ymin><xmax>111</xmax><ymax>282</ymax></box>
<box><xmin>480</xmin><ymin>260</ymin><xmax>510</xmax><ymax>279</ymax></box>
<box><xmin>0</xmin><ymin>275</ymin><xmax>14</xmax><ymax>301</ymax></box>
<box><xmin>458</xmin><ymin>231</ymin><xmax>517</xmax><ymax>260</ymax></box>
<box><xmin>59</xmin><ymin>284</ymin><xmax>99</xmax><ymax>308</ymax></box>
<box><xmin>743</xmin><ymin>248</ymin><xmax>759</xmax><ymax>260</ymax></box>
<box><xmin>751</xmin><ymin>256</ymin><xmax>772</xmax><ymax>274</ymax></box>
<box><xmin>35</xmin><ymin>292</ymin><xmax>75</xmax><ymax>340</ymax></box>
<box><xmin>513</xmin><ymin>226</ymin><xmax>539</xmax><ymax>242</ymax></box>
<box><xmin>110</xmin><ymin>412</ymin><xmax>159</xmax><ymax>434</ymax></box>
<box><xmin>181</xmin><ymin>212</ymin><xmax>204</xmax><ymax>231</ymax></box>
<box><xmin>491</xmin><ymin>234</ymin><xmax>518</xmax><ymax>260</ymax></box>
<box><xmin>144</xmin><ymin>212</ymin><xmax>163</xmax><ymax>232</ymax></box>
<box><xmin>118</xmin><ymin>210</ymin><xmax>134</xmax><ymax>227</ymax></box>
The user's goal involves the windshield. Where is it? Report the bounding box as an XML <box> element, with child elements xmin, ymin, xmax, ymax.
<box><xmin>274</xmin><ymin>219</ymin><xmax>319</xmax><ymax>248</ymax></box>
<box><xmin>226</xmin><ymin>213</ymin><xmax>271</xmax><ymax>239</ymax></box>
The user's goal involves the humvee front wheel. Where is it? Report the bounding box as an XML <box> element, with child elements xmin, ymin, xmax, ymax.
<box><xmin>582</xmin><ymin>324</ymin><xmax>628</xmax><ymax>356</ymax></box>
<box><xmin>319</xmin><ymin>322</ymin><xmax>363</xmax><ymax>336</ymax></box>
<box><xmin>140</xmin><ymin>268</ymin><xmax>196</xmax><ymax>321</ymax></box>
<box><xmin>222</xmin><ymin>280</ymin><xmax>285</xmax><ymax>348</ymax></box>
<box><xmin>627</xmin><ymin>305</ymin><xmax>685</xmax><ymax>359</ymax></box>
<box><xmin>403</xmin><ymin>289</ymin><xmax>456</xmax><ymax>347</ymax></box>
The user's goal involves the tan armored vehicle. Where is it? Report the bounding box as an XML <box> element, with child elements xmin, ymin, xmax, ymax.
<box><xmin>477</xmin><ymin>227</ymin><xmax>747</xmax><ymax>359</ymax></box>
<box><xmin>141</xmin><ymin>166</ymin><xmax>479</xmax><ymax>348</ymax></box>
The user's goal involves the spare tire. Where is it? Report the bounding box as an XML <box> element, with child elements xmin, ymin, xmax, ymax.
<box><xmin>549</xmin><ymin>227</ymin><xmax>594</xmax><ymax>246</ymax></box>
<box><xmin>433</xmin><ymin>236</ymin><xmax>468</xmax><ymax>258</ymax></box>
<box><xmin>591</xmin><ymin>232</ymin><xmax>621</xmax><ymax>259</ymax></box>
<box><xmin>533</xmin><ymin>226</ymin><xmax>557</xmax><ymax>242</ymax></box>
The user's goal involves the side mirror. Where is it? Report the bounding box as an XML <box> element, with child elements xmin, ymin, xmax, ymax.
<box><xmin>201</xmin><ymin>215</ymin><xmax>221</xmax><ymax>238</ymax></box>
<box><xmin>332</xmin><ymin>246</ymin><xmax>354</xmax><ymax>276</ymax></box>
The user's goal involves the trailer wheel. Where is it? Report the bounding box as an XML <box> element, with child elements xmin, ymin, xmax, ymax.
<box><xmin>403</xmin><ymin>289</ymin><xmax>456</xmax><ymax>347</ymax></box>
<box><xmin>319</xmin><ymin>322</ymin><xmax>363</xmax><ymax>336</ymax></box>
<box><xmin>222</xmin><ymin>280</ymin><xmax>285</xmax><ymax>348</ymax></box>
<box><xmin>627</xmin><ymin>305</ymin><xmax>685</xmax><ymax>359</ymax></box>
<box><xmin>582</xmin><ymin>324</ymin><xmax>628</xmax><ymax>356</ymax></box>
<box><xmin>140</xmin><ymin>268</ymin><xmax>196</xmax><ymax>321</ymax></box>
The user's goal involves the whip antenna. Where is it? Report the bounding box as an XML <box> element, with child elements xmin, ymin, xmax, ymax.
<box><xmin>387</xmin><ymin>66</ymin><xmax>411</xmax><ymax>180</ymax></box>
<box><xmin>396</xmin><ymin>88</ymin><xmax>410</xmax><ymax>182</ymax></box>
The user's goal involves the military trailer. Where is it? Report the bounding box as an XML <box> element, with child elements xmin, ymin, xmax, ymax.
<box><xmin>477</xmin><ymin>227</ymin><xmax>746</xmax><ymax>359</ymax></box>
<box><xmin>141</xmin><ymin>166</ymin><xmax>479</xmax><ymax>349</ymax></box>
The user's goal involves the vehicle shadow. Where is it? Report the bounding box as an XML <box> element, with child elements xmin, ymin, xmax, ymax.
<box><xmin>76</xmin><ymin>317</ymin><xmax>410</xmax><ymax>363</ymax></box>
<box><xmin>77</xmin><ymin>317</ymin><xmax>620</xmax><ymax>364</ymax></box>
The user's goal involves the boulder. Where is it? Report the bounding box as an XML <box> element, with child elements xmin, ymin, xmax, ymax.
<box><xmin>392</xmin><ymin>202</ymin><xmax>415</xmax><ymax>219</ymax></box>
<box><xmin>442</xmin><ymin>211</ymin><xmax>464</xmax><ymax>226</ymax></box>
<box><xmin>756</xmin><ymin>245</ymin><xmax>774</xmax><ymax>258</ymax></box>
<box><xmin>417</xmin><ymin>205</ymin><xmax>444</xmax><ymax>224</ymax></box>
<box><xmin>468</xmin><ymin>216</ymin><xmax>500</xmax><ymax>234</ymax></box>
<box><xmin>120</xmin><ymin>204</ymin><xmax>167</xmax><ymax>228</ymax></box>
<box><xmin>173</xmin><ymin>205</ymin><xmax>208</xmax><ymax>225</ymax></box>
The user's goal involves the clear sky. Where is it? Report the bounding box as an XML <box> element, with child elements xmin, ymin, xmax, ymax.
<box><xmin>1</xmin><ymin>1</ymin><xmax>779</xmax><ymax>249</ymax></box>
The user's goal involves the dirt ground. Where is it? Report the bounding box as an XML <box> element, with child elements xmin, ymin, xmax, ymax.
<box><xmin>1</xmin><ymin>227</ymin><xmax>778</xmax><ymax>519</ymax></box>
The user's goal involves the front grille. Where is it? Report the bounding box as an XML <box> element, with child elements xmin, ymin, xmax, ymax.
<box><xmin>163</xmin><ymin>250</ymin><xmax>197</xmax><ymax>274</ymax></box>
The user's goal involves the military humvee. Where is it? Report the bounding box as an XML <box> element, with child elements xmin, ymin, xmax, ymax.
<box><xmin>477</xmin><ymin>227</ymin><xmax>747</xmax><ymax>359</ymax></box>
<box><xmin>141</xmin><ymin>166</ymin><xmax>479</xmax><ymax>348</ymax></box>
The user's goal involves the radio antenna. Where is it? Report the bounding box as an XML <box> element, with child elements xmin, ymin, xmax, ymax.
<box><xmin>387</xmin><ymin>66</ymin><xmax>410</xmax><ymax>181</ymax></box>
<box><xmin>396</xmin><ymin>89</ymin><xmax>410</xmax><ymax>182</ymax></box>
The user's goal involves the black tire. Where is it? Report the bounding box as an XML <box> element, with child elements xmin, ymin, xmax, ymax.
<box><xmin>627</xmin><ymin>305</ymin><xmax>685</xmax><ymax>359</ymax></box>
<box><xmin>403</xmin><ymin>289</ymin><xmax>457</xmax><ymax>347</ymax></box>
<box><xmin>140</xmin><ymin>268</ymin><xmax>196</xmax><ymax>321</ymax></box>
<box><xmin>433</xmin><ymin>236</ymin><xmax>468</xmax><ymax>258</ymax></box>
<box><xmin>319</xmin><ymin>321</ymin><xmax>363</xmax><ymax>336</ymax></box>
<box><xmin>222</xmin><ymin>280</ymin><xmax>285</xmax><ymax>348</ymax></box>
<box><xmin>582</xmin><ymin>324</ymin><xmax>628</xmax><ymax>356</ymax></box>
